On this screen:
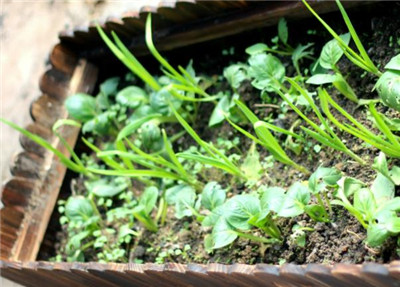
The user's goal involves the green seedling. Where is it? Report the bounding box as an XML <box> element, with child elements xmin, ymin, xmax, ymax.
<box><xmin>319</xmin><ymin>89</ymin><xmax>400</xmax><ymax>158</ymax></box>
<box><xmin>246</xmin><ymin>18</ymin><xmax>314</xmax><ymax>79</ymax></box>
<box><xmin>132</xmin><ymin>186</ymin><xmax>159</xmax><ymax>232</ymax></box>
<box><xmin>307</xmin><ymin>33</ymin><xmax>358</xmax><ymax>103</ymax></box>
<box><xmin>278</xmin><ymin>80</ymin><xmax>366</xmax><ymax>165</ymax></box>
<box><xmin>302</xmin><ymin>0</ymin><xmax>381</xmax><ymax>76</ymax></box>
<box><xmin>332</xmin><ymin>153</ymin><xmax>400</xmax><ymax>247</ymax></box>
<box><xmin>375</xmin><ymin>54</ymin><xmax>400</xmax><ymax>112</ymax></box>
<box><xmin>228</xmin><ymin>99</ymin><xmax>310</xmax><ymax>174</ymax></box>
<box><xmin>170</xmin><ymin>104</ymin><xmax>246</xmax><ymax>179</ymax></box>
<box><xmin>203</xmin><ymin>194</ymin><xmax>282</xmax><ymax>249</ymax></box>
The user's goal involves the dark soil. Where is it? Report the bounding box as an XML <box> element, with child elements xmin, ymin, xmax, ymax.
<box><xmin>39</xmin><ymin>3</ymin><xmax>400</xmax><ymax>265</ymax></box>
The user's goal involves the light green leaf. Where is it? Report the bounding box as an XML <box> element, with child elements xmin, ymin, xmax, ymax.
<box><xmin>385</xmin><ymin>54</ymin><xmax>400</xmax><ymax>71</ymax></box>
<box><xmin>209</xmin><ymin>94</ymin><xmax>230</xmax><ymax>127</ymax></box>
<box><xmin>367</xmin><ymin>223</ymin><xmax>390</xmax><ymax>247</ymax></box>
<box><xmin>307</xmin><ymin>74</ymin><xmax>338</xmax><ymax>85</ymax></box>
<box><xmin>140</xmin><ymin>186</ymin><xmax>158</xmax><ymax>214</ymax></box>
<box><xmin>224</xmin><ymin>195</ymin><xmax>260</xmax><ymax>231</ymax></box>
<box><xmin>248</xmin><ymin>53</ymin><xmax>285</xmax><ymax>92</ymax></box>
<box><xmin>240</xmin><ymin>143</ymin><xmax>262</xmax><ymax>181</ymax></box>
<box><xmin>259</xmin><ymin>186</ymin><xmax>285</xmax><ymax>216</ymax></box>
<box><xmin>390</xmin><ymin>166</ymin><xmax>400</xmax><ymax>185</ymax></box>
<box><xmin>245</xmin><ymin>43</ymin><xmax>269</xmax><ymax>56</ymax></box>
<box><xmin>202</xmin><ymin>205</ymin><xmax>224</xmax><ymax>227</ymax></box>
<box><xmin>116</xmin><ymin>86</ymin><xmax>148</xmax><ymax>108</ymax></box>
<box><xmin>371</xmin><ymin>173</ymin><xmax>395</xmax><ymax>206</ymax></box>
<box><xmin>212</xmin><ymin>217</ymin><xmax>237</xmax><ymax>249</ymax></box>
<box><xmin>65</xmin><ymin>196</ymin><xmax>94</xmax><ymax>222</ymax></box>
<box><xmin>165</xmin><ymin>185</ymin><xmax>196</xmax><ymax>219</ymax></box>
<box><xmin>304</xmin><ymin>204</ymin><xmax>329</xmax><ymax>222</ymax></box>
<box><xmin>319</xmin><ymin>33</ymin><xmax>351</xmax><ymax>69</ymax></box>
<box><xmin>201</xmin><ymin>182</ymin><xmax>226</xmax><ymax>211</ymax></box>
<box><xmin>353</xmin><ymin>188</ymin><xmax>376</xmax><ymax>221</ymax></box>
<box><xmin>375</xmin><ymin>71</ymin><xmax>400</xmax><ymax>112</ymax></box>
<box><xmin>223</xmin><ymin>64</ymin><xmax>247</xmax><ymax>89</ymax></box>
<box><xmin>85</xmin><ymin>178</ymin><xmax>129</xmax><ymax>197</ymax></box>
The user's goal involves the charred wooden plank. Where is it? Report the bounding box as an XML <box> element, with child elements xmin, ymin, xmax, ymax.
<box><xmin>19</xmin><ymin>123</ymin><xmax>53</xmax><ymax>157</ymax></box>
<box><xmin>1</xmin><ymin>177</ymin><xmax>37</xmax><ymax>209</ymax></box>
<box><xmin>361</xmin><ymin>263</ymin><xmax>398</xmax><ymax>287</ymax></box>
<box><xmin>50</xmin><ymin>44</ymin><xmax>78</xmax><ymax>76</ymax></box>
<box><xmin>10</xmin><ymin>151</ymin><xmax>44</xmax><ymax>179</ymax></box>
<box><xmin>331</xmin><ymin>264</ymin><xmax>376</xmax><ymax>287</ymax></box>
<box><xmin>39</xmin><ymin>68</ymin><xmax>71</xmax><ymax>100</ymax></box>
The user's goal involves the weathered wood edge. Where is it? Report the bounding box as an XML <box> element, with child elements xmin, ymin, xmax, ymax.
<box><xmin>59</xmin><ymin>0</ymin><xmax>374</xmax><ymax>59</ymax></box>
<box><xmin>1</xmin><ymin>261</ymin><xmax>399</xmax><ymax>287</ymax></box>
<box><xmin>0</xmin><ymin>44</ymin><xmax>98</xmax><ymax>262</ymax></box>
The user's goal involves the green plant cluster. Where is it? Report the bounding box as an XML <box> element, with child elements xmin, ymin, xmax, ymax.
<box><xmin>2</xmin><ymin>0</ymin><xmax>400</xmax><ymax>263</ymax></box>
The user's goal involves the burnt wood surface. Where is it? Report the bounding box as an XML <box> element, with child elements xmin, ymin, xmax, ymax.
<box><xmin>1</xmin><ymin>260</ymin><xmax>400</xmax><ymax>287</ymax></box>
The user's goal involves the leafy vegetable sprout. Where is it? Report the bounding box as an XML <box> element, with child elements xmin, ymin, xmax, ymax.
<box><xmin>307</xmin><ymin>33</ymin><xmax>358</xmax><ymax>103</ymax></box>
<box><xmin>332</xmin><ymin>153</ymin><xmax>400</xmax><ymax>247</ymax></box>
<box><xmin>318</xmin><ymin>89</ymin><xmax>400</xmax><ymax>159</ymax></box>
<box><xmin>302</xmin><ymin>0</ymin><xmax>380</xmax><ymax>76</ymax></box>
<box><xmin>276</xmin><ymin>79</ymin><xmax>366</xmax><ymax>165</ymax></box>
<box><xmin>226</xmin><ymin>99</ymin><xmax>310</xmax><ymax>175</ymax></box>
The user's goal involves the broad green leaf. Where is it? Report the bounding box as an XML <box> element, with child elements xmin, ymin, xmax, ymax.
<box><xmin>372</xmin><ymin>152</ymin><xmax>391</xmax><ymax>180</ymax></box>
<box><xmin>82</xmin><ymin>111</ymin><xmax>113</xmax><ymax>135</ymax></box>
<box><xmin>140</xmin><ymin>186</ymin><xmax>158</xmax><ymax>214</ymax></box>
<box><xmin>116</xmin><ymin>86</ymin><xmax>148</xmax><ymax>108</ymax></box>
<box><xmin>248</xmin><ymin>53</ymin><xmax>285</xmax><ymax>92</ymax></box>
<box><xmin>209</xmin><ymin>94</ymin><xmax>230</xmax><ymax>127</ymax></box>
<box><xmin>212</xmin><ymin>217</ymin><xmax>237</xmax><ymax>249</ymax></box>
<box><xmin>65</xmin><ymin>93</ymin><xmax>97</xmax><ymax>122</ymax></box>
<box><xmin>65</xmin><ymin>196</ymin><xmax>94</xmax><ymax>222</ymax></box>
<box><xmin>204</xmin><ymin>234</ymin><xmax>214</xmax><ymax>253</ymax></box>
<box><xmin>371</xmin><ymin>173</ymin><xmax>395</xmax><ymax>205</ymax></box>
<box><xmin>259</xmin><ymin>186</ymin><xmax>285</xmax><ymax>216</ymax></box>
<box><xmin>223</xmin><ymin>64</ymin><xmax>247</xmax><ymax>89</ymax></box>
<box><xmin>338</xmin><ymin>177</ymin><xmax>364</xmax><ymax>198</ymax></box>
<box><xmin>202</xmin><ymin>205</ymin><xmax>224</xmax><ymax>227</ymax></box>
<box><xmin>366</xmin><ymin>223</ymin><xmax>390</xmax><ymax>247</ymax></box>
<box><xmin>319</xmin><ymin>33</ymin><xmax>351</xmax><ymax>69</ymax></box>
<box><xmin>278</xmin><ymin>18</ymin><xmax>288</xmax><ymax>44</ymax></box>
<box><xmin>353</xmin><ymin>188</ymin><xmax>376</xmax><ymax>221</ymax></box>
<box><xmin>390</xmin><ymin>166</ymin><xmax>400</xmax><ymax>185</ymax></box>
<box><xmin>308</xmin><ymin>166</ymin><xmax>341</xmax><ymax>194</ymax></box>
<box><xmin>385</xmin><ymin>54</ymin><xmax>400</xmax><ymax>71</ymax></box>
<box><xmin>292</xmin><ymin>43</ymin><xmax>314</xmax><ymax>72</ymax></box>
<box><xmin>375</xmin><ymin>71</ymin><xmax>400</xmax><ymax>112</ymax></box>
<box><xmin>240</xmin><ymin>143</ymin><xmax>262</xmax><ymax>181</ymax></box>
<box><xmin>224</xmin><ymin>195</ymin><xmax>260</xmax><ymax>231</ymax></box>
<box><xmin>380</xmin><ymin>197</ymin><xmax>400</xmax><ymax>212</ymax></box>
<box><xmin>85</xmin><ymin>178</ymin><xmax>129</xmax><ymax>197</ymax></box>
<box><xmin>245</xmin><ymin>43</ymin><xmax>269</xmax><ymax>56</ymax></box>
<box><xmin>201</xmin><ymin>182</ymin><xmax>226</xmax><ymax>211</ymax></box>
<box><xmin>278</xmin><ymin>182</ymin><xmax>310</xmax><ymax>217</ymax></box>
<box><xmin>165</xmin><ymin>185</ymin><xmax>196</xmax><ymax>219</ymax></box>
<box><xmin>306</xmin><ymin>74</ymin><xmax>338</xmax><ymax>85</ymax></box>
<box><xmin>304</xmin><ymin>204</ymin><xmax>329</xmax><ymax>222</ymax></box>
<box><xmin>100</xmin><ymin>77</ymin><xmax>119</xmax><ymax>97</ymax></box>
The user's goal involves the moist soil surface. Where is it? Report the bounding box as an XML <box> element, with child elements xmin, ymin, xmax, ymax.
<box><xmin>39</xmin><ymin>3</ymin><xmax>400</xmax><ymax>265</ymax></box>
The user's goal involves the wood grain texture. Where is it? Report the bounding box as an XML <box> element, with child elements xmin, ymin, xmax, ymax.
<box><xmin>2</xmin><ymin>261</ymin><xmax>399</xmax><ymax>286</ymax></box>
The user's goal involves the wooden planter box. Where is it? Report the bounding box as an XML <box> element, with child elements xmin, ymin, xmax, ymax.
<box><xmin>1</xmin><ymin>1</ymin><xmax>399</xmax><ymax>286</ymax></box>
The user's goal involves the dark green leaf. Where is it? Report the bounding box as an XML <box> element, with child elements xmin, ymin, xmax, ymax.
<box><xmin>278</xmin><ymin>18</ymin><xmax>288</xmax><ymax>44</ymax></box>
<box><xmin>65</xmin><ymin>93</ymin><xmax>97</xmax><ymax>122</ymax></box>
